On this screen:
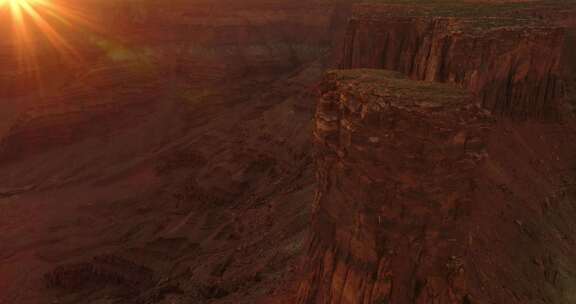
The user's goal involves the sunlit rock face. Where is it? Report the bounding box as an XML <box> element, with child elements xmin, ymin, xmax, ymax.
<box><xmin>299</xmin><ymin>69</ymin><xmax>492</xmax><ymax>304</ymax></box>
<box><xmin>296</xmin><ymin>2</ymin><xmax>576</xmax><ymax>304</ymax></box>
<box><xmin>299</xmin><ymin>68</ymin><xmax>576</xmax><ymax>304</ymax></box>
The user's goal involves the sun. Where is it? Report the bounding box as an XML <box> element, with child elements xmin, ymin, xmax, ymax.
<box><xmin>1</xmin><ymin>0</ymin><xmax>34</xmax><ymax>6</ymax></box>
<box><xmin>0</xmin><ymin>0</ymin><xmax>43</xmax><ymax>10</ymax></box>
<box><xmin>0</xmin><ymin>0</ymin><xmax>94</xmax><ymax>76</ymax></box>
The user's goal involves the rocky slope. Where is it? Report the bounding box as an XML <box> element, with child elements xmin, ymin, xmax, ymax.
<box><xmin>0</xmin><ymin>61</ymin><xmax>322</xmax><ymax>304</ymax></box>
<box><xmin>298</xmin><ymin>68</ymin><xmax>576</xmax><ymax>304</ymax></box>
<box><xmin>0</xmin><ymin>0</ymin><xmax>343</xmax><ymax>303</ymax></box>
<box><xmin>0</xmin><ymin>63</ymin><xmax>161</xmax><ymax>163</ymax></box>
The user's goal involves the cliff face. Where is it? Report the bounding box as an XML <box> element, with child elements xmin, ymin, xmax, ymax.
<box><xmin>299</xmin><ymin>70</ymin><xmax>491</xmax><ymax>304</ymax></box>
<box><xmin>298</xmin><ymin>3</ymin><xmax>576</xmax><ymax>303</ymax></box>
<box><xmin>298</xmin><ymin>69</ymin><xmax>576</xmax><ymax>304</ymax></box>
<box><xmin>337</xmin><ymin>3</ymin><xmax>573</xmax><ymax>118</ymax></box>
<box><xmin>564</xmin><ymin>28</ymin><xmax>576</xmax><ymax>110</ymax></box>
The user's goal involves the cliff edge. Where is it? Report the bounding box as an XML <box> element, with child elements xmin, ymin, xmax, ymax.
<box><xmin>298</xmin><ymin>67</ymin><xmax>576</xmax><ymax>303</ymax></box>
<box><xmin>337</xmin><ymin>1</ymin><xmax>576</xmax><ymax>118</ymax></box>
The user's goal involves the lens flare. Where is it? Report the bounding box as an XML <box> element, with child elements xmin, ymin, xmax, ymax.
<box><xmin>0</xmin><ymin>0</ymin><xmax>32</xmax><ymax>7</ymax></box>
<box><xmin>0</xmin><ymin>0</ymin><xmax>95</xmax><ymax>79</ymax></box>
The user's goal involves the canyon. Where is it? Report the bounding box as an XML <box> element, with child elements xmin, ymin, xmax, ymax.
<box><xmin>0</xmin><ymin>1</ymin><xmax>343</xmax><ymax>303</ymax></box>
<box><xmin>0</xmin><ymin>0</ymin><xmax>575</xmax><ymax>304</ymax></box>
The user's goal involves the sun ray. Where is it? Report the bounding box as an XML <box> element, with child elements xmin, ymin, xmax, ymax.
<box><xmin>9</xmin><ymin>0</ymin><xmax>36</xmax><ymax>69</ymax></box>
<box><xmin>0</xmin><ymin>0</ymin><xmax>104</xmax><ymax>92</ymax></box>
<box><xmin>30</xmin><ymin>0</ymin><xmax>102</xmax><ymax>32</ymax></box>
<box><xmin>19</xmin><ymin>0</ymin><xmax>80</xmax><ymax>60</ymax></box>
<box><xmin>0</xmin><ymin>0</ymin><xmax>100</xmax><ymax>96</ymax></box>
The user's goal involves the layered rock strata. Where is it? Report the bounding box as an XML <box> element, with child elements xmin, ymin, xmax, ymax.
<box><xmin>298</xmin><ymin>69</ymin><xmax>576</xmax><ymax>304</ymax></box>
<box><xmin>78</xmin><ymin>0</ymin><xmax>343</xmax><ymax>82</ymax></box>
<box><xmin>337</xmin><ymin>2</ymin><xmax>574</xmax><ymax>118</ymax></box>
<box><xmin>0</xmin><ymin>63</ymin><xmax>161</xmax><ymax>162</ymax></box>
<box><xmin>298</xmin><ymin>69</ymin><xmax>491</xmax><ymax>304</ymax></box>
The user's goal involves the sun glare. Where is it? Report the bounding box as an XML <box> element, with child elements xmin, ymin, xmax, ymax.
<box><xmin>0</xmin><ymin>0</ymin><xmax>93</xmax><ymax>77</ymax></box>
<box><xmin>3</xmin><ymin>0</ymin><xmax>34</xmax><ymax>6</ymax></box>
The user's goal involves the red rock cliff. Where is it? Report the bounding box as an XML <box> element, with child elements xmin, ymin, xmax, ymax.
<box><xmin>299</xmin><ymin>69</ymin><xmax>491</xmax><ymax>304</ymax></box>
<box><xmin>298</xmin><ymin>68</ymin><xmax>576</xmax><ymax>304</ymax></box>
<box><xmin>297</xmin><ymin>4</ymin><xmax>576</xmax><ymax>302</ymax></box>
<box><xmin>337</xmin><ymin>2</ymin><xmax>574</xmax><ymax>118</ymax></box>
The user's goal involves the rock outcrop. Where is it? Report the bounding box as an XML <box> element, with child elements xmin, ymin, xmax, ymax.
<box><xmin>298</xmin><ymin>4</ymin><xmax>576</xmax><ymax>303</ymax></box>
<box><xmin>298</xmin><ymin>67</ymin><xmax>576</xmax><ymax>303</ymax></box>
<box><xmin>337</xmin><ymin>2</ymin><xmax>575</xmax><ymax>118</ymax></box>
<box><xmin>299</xmin><ymin>69</ymin><xmax>492</xmax><ymax>304</ymax></box>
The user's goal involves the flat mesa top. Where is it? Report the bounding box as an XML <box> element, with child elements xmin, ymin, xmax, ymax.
<box><xmin>356</xmin><ymin>0</ymin><xmax>575</xmax><ymax>14</ymax></box>
<box><xmin>325</xmin><ymin>69</ymin><xmax>473</xmax><ymax>108</ymax></box>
